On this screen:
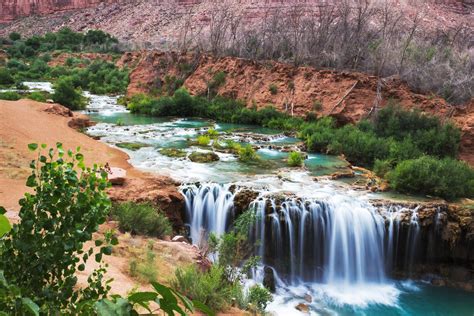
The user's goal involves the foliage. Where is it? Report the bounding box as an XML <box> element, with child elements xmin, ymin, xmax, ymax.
<box><xmin>9</xmin><ymin>32</ymin><xmax>21</xmax><ymax>42</ymax></box>
<box><xmin>247</xmin><ymin>285</ymin><xmax>273</xmax><ymax>313</ymax></box>
<box><xmin>197</xmin><ymin>135</ymin><xmax>211</xmax><ymax>146</ymax></box>
<box><xmin>111</xmin><ymin>202</ymin><xmax>172</xmax><ymax>238</ymax></box>
<box><xmin>238</xmin><ymin>145</ymin><xmax>259</xmax><ymax>163</ymax></box>
<box><xmin>0</xmin><ymin>68</ymin><xmax>14</xmax><ymax>85</ymax></box>
<box><xmin>207</xmin><ymin>71</ymin><xmax>226</xmax><ymax>97</ymax></box>
<box><xmin>288</xmin><ymin>151</ymin><xmax>304</xmax><ymax>167</ymax></box>
<box><xmin>172</xmin><ymin>265</ymin><xmax>239</xmax><ymax>312</ymax></box>
<box><xmin>387</xmin><ymin>156</ymin><xmax>474</xmax><ymax>200</ymax></box>
<box><xmin>0</xmin><ymin>143</ymin><xmax>113</xmax><ymax>313</ymax></box>
<box><xmin>0</xmin><ymin>91</ymin><xmax>21</xmax><ymax>101</ymax></box>
<box><xmin>52</xmin><ymin>77</ymin><xmax>86</xmax><ymax>110</ymax></box>
<box><xmin>269</xmin><ymin>84</ymin><xmax>278</xmax><ymax>95</ymax></box>
<box><xmin>27</xmin><ymin>91</ymin><xmax>47</xmax><ymax>102</ymax></box>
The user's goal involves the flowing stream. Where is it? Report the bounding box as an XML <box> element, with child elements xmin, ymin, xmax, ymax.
<box><xmin>20</xmin><ymin>82</ymin><xmax>474</xmax><ymax>315</ymax></box>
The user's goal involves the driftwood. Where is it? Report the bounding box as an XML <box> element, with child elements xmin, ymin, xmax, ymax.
<box><xmin>330</xmin><ymin>80</ymin><xmax>358</xmax><ymax>114</ymax></box>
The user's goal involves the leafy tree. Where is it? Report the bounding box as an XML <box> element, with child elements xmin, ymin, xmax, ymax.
<box><xmin>288</xmin><ymin>151</ymin><xmax>304</xmax><ymax>167</ymax></box>
<box><xmin>0</xmin><ymin>143</ymin><xmax>113</xmax><ymax>313</ymax></box>
<box><xmin>52</xmin><ymin>77</ymin><xmax>86</xmax><ymax>110</ymax></box>
<box><xmin>0</xmin><ymin>68</ymin><xmax>14</xmax><ymax>85</ymax></box>
<box><xmin>8</xmin><ymin>32</ymin><xmax>21</xmax><ymax>41</ymax></box>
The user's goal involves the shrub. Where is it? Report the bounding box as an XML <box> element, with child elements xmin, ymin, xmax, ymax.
<box><xmin>373</xmin><ymin>159</ymin><xmax>393</xmax><ymax>178</ymax></box>
<box><xmin>206</xmin><ymin>128</ymin><xmax>219</xmax><ymax>138</ymax></box>
<box><xmin>387</xmin><ymin>156</ymin><xmax>474</xmax><ymax>200</ymax></box>
<box><xmin>0</xmin><ymin>68</ymin><xmax>14</xmax><ymax>85</ymax></box>
<box><xmin>238</xmin><ymin>145</ymin><xmax>258</xmax><ymax>162</ymax></box>
<box><xmin>8</xmin><ymin>32</ymin><xmax>21</xmax><ymax>41</ymax></box>
<box><xmin>313</xmin><ymin>100</ymin><xmax>322</xmax><ymax>111</ymax></box>
<box><xmin>288</xmin><ymin>151</ymin><xmax>304</xmax><ymax>167</ymax></box>
<box><xmin>269</xmin><ymin>84</ymin><xmax>278</xmax><ymax>95</ymax></box>
<box><xmin>197</xmin><ymin>135</ymin><xmax>211</xmax><ymax>146</ymax></box>
<box><xmin>207</xmin><ymin>71</ymin><xmax>226</xmax><ymax>96</ymax></box>
<box><xmin>27</xmin><ymin>91</ymin><xmax>47</xmax><ymax>102</ymax></box>
<box><xmin>111</xmin><ymin>202</ymin><xmax>172</xmax><ymax>238</ymax></box>
<box><xmin>52</xmin><ymin>77</ymin><xmax>86</xmax><ymax>110</ymax></box>
<box><xmin>247</xmin><ymin>285</ymin><xmax>273</xmax><ymax>313</ymax></box>
<box><xmin>172</xmin><ymin>265</ymin><xmax>239</xmax><ymax>311</ymax></box>
<box><xmin>0</xmin><ymin>91</ymin><xmax>21</xmax><ymax>101</ymax></box>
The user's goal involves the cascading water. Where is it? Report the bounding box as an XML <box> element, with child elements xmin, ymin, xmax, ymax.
<box><xmin>251</xmin><ymin>195</ymin><xmax>387</xmax><ymax>286</ymax></box>
<box><xmin>182</xmin><ymin>183</ymin><xmax>237</xmax><ymax>245</ymax></box>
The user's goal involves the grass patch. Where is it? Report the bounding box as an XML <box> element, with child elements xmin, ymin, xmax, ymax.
<box><xmin>111</xmin><ymin>202</ymin><xmax>173</xmax><ymax>238</ymax></box>
<box><xmin>116</xmin><ymin>142</ymin><xmax>148</xmax><ymax>151</ymax></box>
<box><xmin>159</xmin><ymin>148</ymin><xmax>187</xmax><ymax>158</ymax></box>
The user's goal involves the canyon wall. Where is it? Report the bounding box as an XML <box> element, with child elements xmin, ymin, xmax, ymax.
<box><xmin>0</xmin><ymin>0</ymin><xmax>122</xmax><ymax>23</ymax></box>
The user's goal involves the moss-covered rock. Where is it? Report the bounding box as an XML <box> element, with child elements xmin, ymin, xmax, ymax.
<box><xmin>116</xmin><ymin>142</ymin><xmax>149</xmax><ymax>151</ymax></box>
<box><xmin>188</xmin><ymin>151</ymin><xmax>219</xmax><ymax>163</ymax></box>
<box><xmin>159</xmin><ymin>148</ymin><xmax>187</xmax><ymax>158</ymax></box>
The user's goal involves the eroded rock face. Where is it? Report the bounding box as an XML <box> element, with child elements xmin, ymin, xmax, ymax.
<box><xmin>107</xmin><ymin>176</ymin><xmax>186</xmax><ymax>231</ymax></box>
<box><xmin>0</xmin><ymin>0</ymin><xmax>120</xmax><ymax>23</ymax></box>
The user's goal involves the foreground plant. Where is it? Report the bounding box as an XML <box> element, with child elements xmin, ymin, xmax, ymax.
<box><xmin>0</xmin><ymin>143</ymin><xmax>212</xmax><ymax>315</ymax></box>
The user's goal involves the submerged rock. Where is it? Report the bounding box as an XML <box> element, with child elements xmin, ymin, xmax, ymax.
<box><xmin>159</xmin><ymin>148</ymin><xmax>187</xmax><ymax>158</ymax></box>
<box><xmin>116</xmin><ymin>142</ymin><xmax>149</xmax><ymax>151</ymax></box>
<box><xmin>295</xmin><ymin>303</ymin><xmax>309</xmax><ymax>313</ymax></box>
<box><xmin>263</xmin><ymin>266</ymin><xmax>276</xmax><ymax>293</ymax></box>
<box><xmin>188</xmin><ymin>151</ymin><xmax>219</xmax><ymax>163</ymax></box>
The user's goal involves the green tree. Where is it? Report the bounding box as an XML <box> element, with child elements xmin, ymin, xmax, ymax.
<box><xmin>8</xmin><ymin>32</ymin><xmax>21</xmax><ymax>41</ymax></box>
<box><xmin>0</xmin><ymin>143</ymin><xmax>112</xmax><ymax>313</ymax></box>
<box><xmin>0</xmin><ymin>68</ymin><xmax>14</xmax><ymax>85</ymax></box>
<box><xmin>52</xmin><ymin>77</ymin><xmax>86</xmax><ymax>110</ymax></box>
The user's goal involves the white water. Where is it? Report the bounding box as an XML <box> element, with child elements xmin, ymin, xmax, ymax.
<box><xmin>182</xmin><ymin>183</ymin><xmax>410</xmax><ymax>311</ymax></box>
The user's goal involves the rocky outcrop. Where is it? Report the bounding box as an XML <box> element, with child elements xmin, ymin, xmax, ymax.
<box><xmin>107</xmin><ymin>176</ymin><xmax>186</xmax><ymax>231</ymax></box>
<box><xmin>0</xmin><ymin>0</ymin><xmax>121</xmax><ymax>23</ymax></box>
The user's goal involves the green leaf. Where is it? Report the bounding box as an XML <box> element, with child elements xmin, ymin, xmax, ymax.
<box><xmin>95</xmin><ymin>240</ymin><xmax>104</xmax><ymax>247</ymax></box>
<box><xmin>21</xmin><ymin>298</ymin><xmax>40</xmax><ymax>316</ymax></box>
<box><xmin>95</xmin><ymin>298</ymin><xmax>131</xmax><ymax>316</ymax></box>
<box><xmin>41</xmin><ymin>144</ymin><xmax>47</xmax><ymax>149</ymax></box>
<box><xmin>192</xmin><ymin>300</ymin><xmax>215</xmax><ymax>316</ymax></box>
<box><xmin>170</xmin><ymin>288</ymin><xmax>194</xmax><ymax>312</ymax></box>
<box><xmin>78</xmin><ymin>263</ymin><xmax>85</xmax><ymax>271</ymax></box>
<box><xmin>27</xmin><ymin>143</ymin><xmax>38</xmax><ymax>151</ymax></box>
<box><xmin>127</xmin><ymin>291</ymin><xmax>158</xmax><ymax>304</ymax></box>
<box><xmin>0</xmin><ymin>215</ymin><xmax>11</xmax><ymax>236</ymax></box>
<box><xmin>95</xmin><ymin>253</ymin><xmax>102</xmax><ymax>263</ymax></box>
<box><xmin>102</xmin><ymin>246</ymin><xmax>113</xmax><ymax>255</ymax></box>
<box><xmin>151</xmin><ymin>281</ymin><xmax>178</xmax><ymax>305</ymax></box>
<box><xmin>0</xmin><ymin>206</ymin><xmax>6</xmax><ymax>215</ymax></box>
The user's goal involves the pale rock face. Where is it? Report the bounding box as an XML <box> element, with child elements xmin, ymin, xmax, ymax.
<box><xmin>0</xmin><ymin>0</ymin><xmax>119</xmax><ymax>23</ymax></box>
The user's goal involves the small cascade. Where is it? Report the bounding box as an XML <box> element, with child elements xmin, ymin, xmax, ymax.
<box><xmin>182</xmin><ymin>185</ymin><xmax>437</xmax><ymax>288</ymax></box>
<box><xmin>252</xmin><ymin>196</ymin><xmax>387</xmax><ymax>285</ymax></box>
<box><xmin>182</xmin><ymin>183</ymin><xmax>237</xmax><ymax>244</ymax></box>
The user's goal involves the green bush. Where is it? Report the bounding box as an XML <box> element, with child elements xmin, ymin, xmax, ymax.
<box><xmin>8</xmin><ymin>32</ymin><xmax>21</xmax><ymax>41</ymax></box>
<box><xmin>111</xmin><ymin>202</ymin><xmax>172</xmax><ymax>238</ymax></box>
<box><xmin>288</xmin><ymin>151</ymin><xmax>304</xmax><ymax>167</ymax></box>
<box><xmin>27</xmin><ymin>91</ymin><xmax>47</xmax><ymax>102</ymax></box>
<box><xmin>238</xmin><ymin>145</ymin><xmax>258</xmax><ymax>162</ymax></box>
<box><xmin>172</xmin><ymin>265</ymin><xmax>240</xmax><ymax>311</ymax></box>
<box><xmin>0</xmin><ymin>91</ymin><xmax>21</xmax><ymax>101</ymax></box>
<box><xmin>247</xmin><ymin>285</ymin><xmax>273</xmax><ymax>313</ymax></box>
<box><xmin>269</xmin><ymin>84</ymin><xmax>278</xmax><ymax>95</ymax></box>
<box><xmin>197</xmin><ymin>135</ymin><xmax>211</xmax><ymax>146</ymax></box>
<box><xmin>52</xmin><ymin>77</ymin><xmax>86</xmax><ymax>110</ymax></box>
<box><xmin>387</xmin><ymin>156</ymin><xmax>474</xmax><ymax>200</ymax></box>
<box><xmin>373</xmin><ymin>159</ymin><xmax>393</xmax><ymax>178</ymax></box>
<box><xmin>0</xmin><ymin>68</ymin><xmax>14</xmax><ymax>85</ymax></box>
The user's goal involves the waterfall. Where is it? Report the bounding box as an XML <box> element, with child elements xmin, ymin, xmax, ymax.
<box><xmin>182</xmin><ymin>183</ymin><xmax>236</xmax><ymax>244</ymax></box>
<box><xmin>182</xmin><ymin>184</ymin><xmax>425</xmax><ymax>288</ymax></box>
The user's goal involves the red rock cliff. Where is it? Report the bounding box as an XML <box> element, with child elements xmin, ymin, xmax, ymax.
<box><xmin>0</xmin><ymin>0</ymin><xmax>121</xmax><ymax>23</ymax></box>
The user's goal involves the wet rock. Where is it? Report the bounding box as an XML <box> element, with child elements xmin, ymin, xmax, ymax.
<box><xmin>234</xmin><ymin>189</ymin><xmax>259</xmax><ymax>216</ymax></box>
<box><xmin>159</xmin><ymin>148</ymin><xmax>187</xmax><ymax>158</ymax></box>
<box><xmin>263</xmin><ymin>266</ymin><xmax>276</xmax><ymax>293</ymax></box>
<box><xmin>304</xmin><ymin>293</ymin><xmax>312</xmax><ymax>303</ymax></box>
<box><xmin>330</xmin><ymin>170</ymin><xmax>355</xmax><ymax>180</ymax></box>
<box><xmin>172</xmin><ymin>235</ymin><xmax>188</xmax><ymax>243</ymax></box>
<box><xmin>188</xmin><ymin>151</ymin><xmax>219</xmax><ymax>163</ymax></box>
<box><xmin>295</xmin><ymin>303</ymin><xmax>309</xmax><ymax>313</ymax></box>
<box><xmin>68</xmin><ymin>115</ymin><xmax>95</xmax><ymax>130</ymax></box>
<box><xmin>116</xmin><ymin>142</ymin><xmax>149</xmax><ymax>151</ymax></box>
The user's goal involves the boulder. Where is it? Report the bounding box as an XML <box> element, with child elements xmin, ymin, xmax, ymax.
<box><xmin>108</xmin><ymin>167</ymin><xmax>126</xmax><ymax>185</ymax></box>
<box><xmin>188</xmin><ymin>151</ymin><xmax>219</xmax><ymax>163</ymax></box>
<box><xmin>263</xmin><ymin>266</ymin><xmax>276</xmax><ymax>293</ymax></box>
<box><xmin>295</xmin><ymin>303</ymin><xmax>309</xmax><ymax>313</ymax></box>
